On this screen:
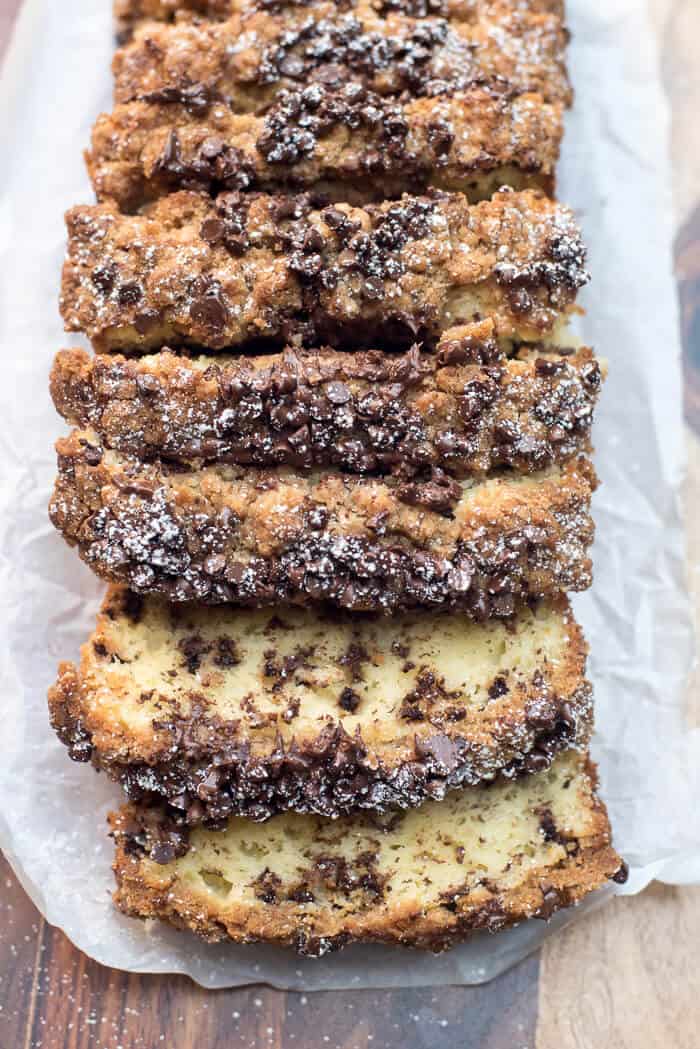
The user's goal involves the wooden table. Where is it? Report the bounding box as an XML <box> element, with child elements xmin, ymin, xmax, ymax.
<box><xmin>1</xmin><ymin>3</ymin><xmax>698</xmax><ymax>1046</ymax></box>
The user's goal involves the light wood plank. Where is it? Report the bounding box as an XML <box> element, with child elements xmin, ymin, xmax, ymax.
<box><xmin>537</xmin><ymin>886</ymin><xmax>700</xmax><ymax>1049</ymax></box>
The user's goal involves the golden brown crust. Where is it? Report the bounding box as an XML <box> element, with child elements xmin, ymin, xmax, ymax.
<box><xmin>49</xmin><ymin>344</ymin><xmax>603</xmax><ymax>478</ymax></box>
<box><xmin>49</xmin><ymin>428</ymin><xmax>597</xmax><ymax>611</ymax></box>
<box><xmin>87</xmin><ymin>81</ymin><xmax>563</xmax><ymax>212</ymax></box>
<box><xmin>109</xmin><ymin>752</ymin><xmax>625</xmax><ymax>955</ymax></box>
<box><xmin>113</xmin><ymin>0</ymin><xmax>571</xmax><ymax>112</ymax></box>
<box><xmin>114</xmin><ymin>0</ymin><xmax>230</xmax><ymax>33</ymax></box>
<box><xmin>48</xmin><ymin>589</ymin><xmax>592</xmax><ymax>822</ymax></box>
<box><xmin>61</xmin><ymin>189</ymin><xmax>587</xmax><ymax>353</ymax></box>
<box><xmin>114</xmin><ymin>0</ymin><xmax>567</xmax><ymax>37</ymax></box>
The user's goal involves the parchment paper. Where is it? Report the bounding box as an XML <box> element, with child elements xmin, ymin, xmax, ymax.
<box><xmin>0</xmin><ymin>0</ymin><xmax>697</xmax><ymax>989</ymax></box>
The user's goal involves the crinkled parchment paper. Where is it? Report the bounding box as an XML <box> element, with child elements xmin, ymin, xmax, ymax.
<box><xmin>0</xmin><ymin>0</ymin><xmax>697</xmax><ymax>989</ymax></box>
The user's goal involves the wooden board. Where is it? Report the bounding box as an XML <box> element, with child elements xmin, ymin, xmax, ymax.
<box><xmin>0</xmin><ymin>1</ymin><xmax>698</xmax><ymax>1045</ymax></box>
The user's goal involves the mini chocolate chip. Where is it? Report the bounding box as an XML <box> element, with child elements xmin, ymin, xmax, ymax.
<box><xmin>362</xmin><ymin>276</ymin><xmax>385</xmax><ymax>300</ymax></box>
<box><xmin>204</xmin><ymin>553</ymin><xmax>227</xmax><ymax>576</ymax></box>
<box><xmin>272</xmin><ymin>196</ymin><xmax>303</xmax><ymax>221</ymax></box>
<box><xmin>80</xmin><ymin>441</ymin><xmax>103</xmax><ymax>466</ymax></box>
<box><xmin>535</xmin><ymin>358</ymin><xmax>566</xmax><ymax>377</ymax></box>
<box><xmin>306</xmin><ymin>506</ymin><xmax>329</xmax><ymax>530</ymax></box>
<box><xmin>91</xmin><ymin>263</ymin><xmax>117</xmax><ymax>294</ymax></box>
<box><xmin>339</xmin><ymin>687</ymin><xmax>361</xmax><ymax>712</ymax></box>
<box><xmin>279</xmin><ymin>54</ymin><xmax>305</xmax><ymax>78</ymax></box>
<box><xmin>581</xmin><ymin>360</ymin><xmax>602</xmax><ymax>388</ymax></box>
<box><xmin>118</xmin><ymin>282</ymin><xmax>142</xmax><ymax>306</ymax></box>
<box><xmin>214</xmin><ymin>637</ymin><xmax>240</xmax><ymax>668</ymax></box>
<box><xmin>289</xmin><ymin>252</ymin><xmax>323</xmax><ymax>279</ymax></box>
<box><xmin>303</xmin><ymin>227</ymin><xmax>325</xmax><ymax>252</ymax></box>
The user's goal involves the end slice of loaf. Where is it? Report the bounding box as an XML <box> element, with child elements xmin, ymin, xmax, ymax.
<box><xmin>110</xmin><ymin>750</ymin><xmax>626</xmax><ymax>954</ymax></box>
<box><xmin>113</xmin><ymin>0</ymin><xmax>571</xmax><ymax>112</ymax></box>
<box><xmin>114</xmin><ymin>0</ymin><xmax>568</xmax><ymax>36</ymax></box>
<box><xmin>50</xmin><ymin>589</ymin><xmax>592</xmax><ymax>822</ymax></box>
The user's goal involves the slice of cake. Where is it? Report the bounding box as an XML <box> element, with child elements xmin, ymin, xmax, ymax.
<box><xmin>49</xmin><ymin>430</ymin><xmax>596</xmax><ymax>611</ymax></box>
<box><xmin>112</xmin><ymin>0</ymin><xmax>571</xmax><ymax>111</ymax></box>
<box><xmin>110</xmin><ymin>750</ymin><xmax>626</xmax><ymax>954</ymax></box>
<box><xmin>114</xmin><ymin>0</ymin><xmax>568</xmax><ymax>37</ymax></box>
<box><xmin>61</xmin><ymin>189</ymin><xmax>588</xmax><ymax>353</ymax></box>
<box><xmin>50</xmin><ymin>343</ymin><xmax>603</xmax><ymax>477</ymax></box>
<box><xmin>88</xmin><ymin>89</ymin><xmax>562</xmax><ymax>212</ymax></box>
<box><xmin>49</xmin><ymin>589</ymin><xmax>592</xmax><ymax>822</ymax></box>
<box><xmin>104</xmin><ymin>0</ymin><xmax>569</xmax><ymax>208</ymax></box>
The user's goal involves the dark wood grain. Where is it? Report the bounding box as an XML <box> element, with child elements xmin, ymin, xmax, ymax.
<box><xmin>0</xmin><ymin>853</ymin><xmax>46</xmax><ymax>1048</ymax></box>
<box><xmin>0</xmin><ymin>852</ymin><xmax>539</xmax><ymax>1049</ymax></box>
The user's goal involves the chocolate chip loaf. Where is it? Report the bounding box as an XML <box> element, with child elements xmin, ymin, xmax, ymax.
<box><xmin>49</xmin><ymin>429</ymin><xmax>596</xmax><ymax>612</ymax></box>
<box><xmin>49</xmin><ymin>588</ymin><xmax>592</xmax><ymax>824</ymax></box>
<box><xmin>109</xmin><ymin>750</ymin><xmax>625</xmax><ymax>954</ymax></box>
<box><xmin>50</xmin><ymin>343</ymin><xmax>602</xmax><ymax>477</ymax></box>
<box><xmin>61</xmin><ymin>189</ymin><xmax>588</xmax><ymax>353</ymax></box>
<box><xmin>113</xmin><ymin>0</ymin><xmax>571</xmax><ymax>112</ymax></box>
<box><xmin>42</xmin><ymin>0</ymin><xmax>626</xmax><ymax>956</ymax></box>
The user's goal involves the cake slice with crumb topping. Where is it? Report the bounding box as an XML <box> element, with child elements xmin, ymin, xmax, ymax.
<box><xmin>89</xmin><ymin>87</ymin><xmax>563</xmax><ymax>211</ymax></box>
<box><xmin>109</xmin><ymin>749</ymin><xmax>625</xmax><ymax>954</ymax></box>
<box><xmin>61</xmin><ymin>189</ymin><xmax>588</xmax><ymax>354</ymax></box>
<box><xmin>49</xmin><ymin>428</ymin><xmax>596</xmax><ymax>612</ymax></box>
<box><xmin>104</xmin><ymin>0</ymin><xmax>570</xmax><ymax>206</ymax></box>
<box><xmin>50</xmin><ymin>587</ymin><xmax>592</xmax><ymax>823</ymax></box>
<box><xmin>115</xmin><ymin>0</ymin><xmax>567</xmax><ymax>37</ymax></box>
<box><xmin>112</xmin><ymin>0</ymin><xmax>571</xmax><ymax>112</ymax></box>
<box><xmin>49</xmin><ymin>343</ymin><xmax>603</xmax><ymax>478</ymax></box>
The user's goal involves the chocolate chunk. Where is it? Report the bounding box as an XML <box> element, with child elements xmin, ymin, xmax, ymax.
<box><xmin>141</xmin><ymin>82</ymin><xmax>216</xmax><ymax>117</ymax></box>
<box><xmin>214</xmin><ymin>637</ymin><xmax>240</xmax><ymax>668</ymax></box>
<box><xmin>488</xmin><ymin>676</ymin><xmax>509</xmax><ymax>700</ymax></box>
<box><xmin>150</xmin><ymin>842</ymin><xmax>178</xmax><ymax>864</ymax></box>
<box><xmin>178</xmin><ymin>634</ymin><xmax>211</xmax><ymax>674</ymax></box>
<box><xmin>611</xmin><ymin>860</ymin><xmax>629</xmax><ymax>884</ymax></box>
<box><xmin>190</xmin><ymin>290</ymin><xmax>228</xmax><ymax>331</ymax></box>
<box><xmin>200</xmin><ymin>217</ymin><xmax>226</xmax><ymax>244</ymax></box>
<box><xmin>415</xmin><ymin>732</ymin><xmax>461</xmax><ymax>772</ymax></box>
<box><xmin>537</xmin><ymin>886</ymin><xmax>561</xmax><ymax>920</ymax></box>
